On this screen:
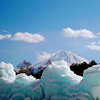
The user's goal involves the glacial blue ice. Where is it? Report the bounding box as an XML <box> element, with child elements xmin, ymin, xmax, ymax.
<box><xmin>0</xmin><ymin>60</ymin><xmax>100</xmax><ymax>100</ymax></box>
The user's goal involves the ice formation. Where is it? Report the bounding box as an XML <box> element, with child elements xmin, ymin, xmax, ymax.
<box><xmin>79</xmin><ymin>64</ymin><xmax>100</xmax><ymax>99</ymax></box>
<box><xmin>41</xmin><ymin>60</ymin><xmax>83</xmax><ymax>100</ymax></box>
<box><xmin>14</xmin><ymin>73</ymin><xmax>36</xmax><ymax>85</ymax></box>
<box><xmin>0</xmin><ymin>62</ymin><xmax>15</xmax><ymax>83</ymax></box>
<box><xmin>0</xmin><ymin>61</ymin><xmax>100</xmax><ymax>100</ymax></box>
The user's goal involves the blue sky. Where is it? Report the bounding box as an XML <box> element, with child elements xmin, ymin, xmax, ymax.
<box><xmin>1</xmin><ymin>0</ymin><xmax>100</xmax><ymax>69</ymax></box>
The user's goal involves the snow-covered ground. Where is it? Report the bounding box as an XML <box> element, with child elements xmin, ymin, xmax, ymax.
<box><xmin>0</xmin><ymin>61</ymin><xmax>100</xmax><ymax>100</ymax></box>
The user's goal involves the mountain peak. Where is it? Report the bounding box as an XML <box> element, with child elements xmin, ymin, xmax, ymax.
<box><xmin>58</xmin><ymin>50</ymin><xmax>74</xmax><ymax>54</ymax></box>
<box><xmin>33</xmin><ymin>50</ymin><xmax>89</xmax><ymax>68</ymax></box>
<box><xmin>49</xmin><ymin>50</ymin><xmax>89</xmax><ymax>65</ymax></box>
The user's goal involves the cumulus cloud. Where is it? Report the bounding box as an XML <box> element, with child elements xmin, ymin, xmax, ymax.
<box><xmin>62</xmin><ymin>27</ymin><xmax>96</xmax><ymax>38</ymax></box>
<box><xmin>87</xmin><ymin>45</ymin><xmax>100</xmax><ymax>50</ymax></box>
<box><xmin>86</xmin><ymin>42</ymin><xmax>100</xmax><ymax>50</ymax></box>
<box><xmin>37</xmin><ymin>52</ymin><xmax>55</xmax><ymax>62</ymax></box>
<box><xmin>0</xmin><ymin>34</ymin><xmax>12</xmax><ymax>40</ymax></box>
<box><xmin>2</xmin><ymin>30</ymin><xmax>9</xmax><ymax>33</ymax></box>
<box><xmin>11</xmin><ymin>32</ymin><xmax>45</xmax><ymax>43</ymax></box>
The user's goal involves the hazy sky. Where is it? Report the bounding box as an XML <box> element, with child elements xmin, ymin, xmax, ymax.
<box><xmin>1</xmin><ymin>0</ymin><xmax>100</xmax><ymax>68</ymax></box>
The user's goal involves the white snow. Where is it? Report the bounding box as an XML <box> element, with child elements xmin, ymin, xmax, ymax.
<box><xmin>1</xmin><ymin>61</ymin><xmax>100</xmax><ymax>100</ymax></box>
<box><xmin>50</xmin><ymin>50</ymin><xmax>89</xmax><ymax>65</ymax></box>
<box><xmin>34</xmin><ymin>50</ymin><xmax>89</xmax><ymax>68</ymax></box>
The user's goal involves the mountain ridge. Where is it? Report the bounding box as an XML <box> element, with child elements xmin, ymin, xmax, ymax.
<box><xmin>33</xmin><ymin>50</ymin><xmax>89</xmax><ymax>68</ymax></box>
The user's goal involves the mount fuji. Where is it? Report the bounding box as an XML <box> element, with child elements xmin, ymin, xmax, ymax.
<box><xmin>33</xmin><ymin>50</ymin><xmax>89</xmax><ymax>68</ymax></box>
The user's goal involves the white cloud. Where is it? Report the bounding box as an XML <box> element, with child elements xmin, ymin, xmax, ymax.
<box><xmin>37</xmin><ymin>52</ymin><xmax>55</xmax><ymax>62</ymax></box>
<box><xmin>62</xmin><ymin>27</ymin><xmax>96</xmax><ymax>38</ymax></box>
<box><xmin>90</xmin><ymin>42</ymin><xmax>96</xmax><ymax>45</ymax></box>
<box><xmin>11</xmin><ymin>32</ymin><xmax>45</xmax><ymax>43</ymax></box>
<box><xmin>0</xmin><ymin>34</ymin><xmax>12</xmax><ymax>40</ymax></box>
<box><xmin>2</xmin><ymin>30</ymin><xmax>9</xmax><ymax>33</ymax></box>
<box><xmin>87</xmin><ymin>45</ymin><xmax>100</xmax><ymax>50</ymax></box>
<box><xmin>87</xmin><ymin>42</ymin><xmax>100</xmax><ymax>50</ymax></box>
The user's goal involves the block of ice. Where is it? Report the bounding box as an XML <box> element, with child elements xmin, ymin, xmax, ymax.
<box><xmin>41</xmin><ymin>60</ymin><xmax>83</xmax><ymax>99</ymax></box>
<box><xmin>79</xmin><ymin>64</ymin><xmax>100</xmax><ymax>99</ymax></box>
<box><xmin>0</xmin><ymin>62</ymin><xmax>15</xmax><ymax>83</ymax></box>
<box><xmin>0</xmin><ymin>61</ymin><xmax>97</xmax><ymax>100</ymax></box>
<box><xmin>14</xmin><ymin>73</ymin><xmax>36</xmax><ymax>85</ymax></box>
<box><xmin>0</xmin><ymin>62</ymin><xmax>44</xmax><ymax>100</ymax></box>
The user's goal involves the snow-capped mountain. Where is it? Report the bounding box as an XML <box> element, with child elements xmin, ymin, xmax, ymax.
<box><xmin>50</xmin><ymin>50</ymin><xmax>89</xmax><ymax>65</ymax></box>
<box><xmin>33</xmin><ymin>50</ymin><xmax>89</xmax><ymax>68</ymax></box>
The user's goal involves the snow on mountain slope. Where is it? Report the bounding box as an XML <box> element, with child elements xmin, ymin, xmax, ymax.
<box><xmin>52</xmin><ymin>50</ymin><xmax>89</xmax><ymax>65</ymax></box>
<box><xmin>33</xmin><ymin>50</ymin><xmax>89</xmax><ymax>68</ymax></box>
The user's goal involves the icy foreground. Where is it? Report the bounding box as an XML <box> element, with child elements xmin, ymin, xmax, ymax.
<box><xmin>0</xmin><ymin>61</ymin><xmax>100</xmax><ymax>100</ymax></box>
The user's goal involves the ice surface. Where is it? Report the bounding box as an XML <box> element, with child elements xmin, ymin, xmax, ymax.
<box><xmin>0</xmin><ymin>62</ymin><xmax>44</xmax><ymax>100</ymax></box>
<box><xmin>14</xmin><ymin>73</ymin><xmax>36</xmax><ymax>84</ymax></box>
<box><xmin>41</xmin><ymin>60</ymin><xmax>90</xmax><ymax>100</ymax></box>
<box><xmin>0</xmin><ymin>62</ymin><xmax>15</xmax><ymax>83</ymax></box>
<box><xmin>79</xmin><ymin>64</ymin><xmax>100</xmax><ymax>99</ymax></box>
<box><xmin>1</xmin><ymin>61</ymin><xmax>100</xmax><ymax>100</ymax></box>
